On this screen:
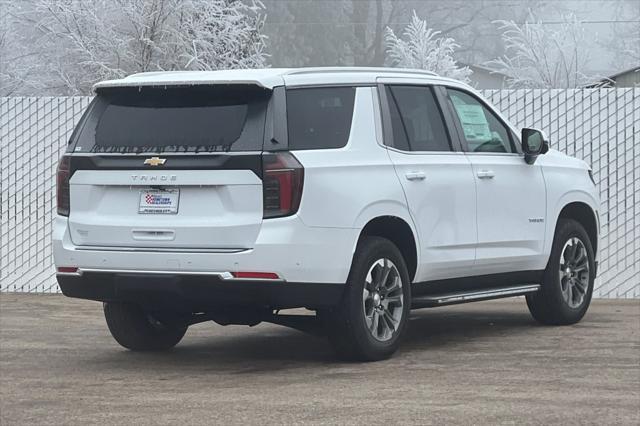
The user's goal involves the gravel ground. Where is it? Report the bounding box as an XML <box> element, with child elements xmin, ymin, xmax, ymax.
<box><xmin>0</xmin><ymin>294</ymin><xmax>638</xmax><ymax>425</ymax></box>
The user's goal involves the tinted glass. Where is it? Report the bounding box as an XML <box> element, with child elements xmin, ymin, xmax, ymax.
<box><xmin>447</xmin><ymin>89</ymin><xmax>514</xmax><ymax>153</ymax></box>
<box><xmin>73</xmin><ymin>86</ymin><xmax>269</xmax><ymax>153</ymax></box>
<box><xmin>385</xmin><ymin>85</ymin><xmax>451</xmax><ymax>152</ymax></box>
<box><xmin>386</xmin><ymin>88</ymin><xmax>410</xmax><ymax>151</ymax></box>
<box><xmin>286</xmin><ymin>87</ymin><xmax>356</xmax><ymax>150</ymax></box>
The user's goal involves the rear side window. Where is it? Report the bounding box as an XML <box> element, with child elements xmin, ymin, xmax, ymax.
<box><xmin>72</xmin><ymin>86</ymin><xmax>270</xmax><ymax>153</ymax></box>
<box><xmin>385</xmin><ymin>85</ymin><xmax>451</xmax><ymax>152</ymax></box>
<box><xmin>286</xmin><ymin>87</ymin><xmax>356</xmax><ymax>150</ymax></box>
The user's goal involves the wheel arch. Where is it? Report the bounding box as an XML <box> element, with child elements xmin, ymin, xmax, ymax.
<box><xmin>356</xmin><ymin>216</ymin><xmax>418</xmax><ymax>282</ymax></box>
<box><xmin>556</xmin><ymin>201</ymin><xmax>599</xmax><ymax>255</ymax></box>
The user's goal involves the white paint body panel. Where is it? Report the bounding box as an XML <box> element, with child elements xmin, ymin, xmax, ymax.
<box><xmin>54</xmin><ymin>215</ymin><xmax>359</xmax><ymax>284</ymax></box>
<box><xmin>68</xmin><ymin>170</ymin><xmax>263</xmax><ymax>249</ymax></box>
<box><xmin>387</xmin><ymin>150</ymin><xmax>477</xmax><ymax>281</ymax></box>
<box><xmin>54</xmin><ymin>68</ymin><xmax>600</xmax><ymax>289</ymax></box>
<box><xmin>467</xmin><ymin>153</ymin><xmax>548</xmax><ymax>274</ymax></box>
<box><xmin>292</xmin><ymin>88</ymin><xmax>411</xmax><ymax>231</ymax></box>
<box><xmin>537</xmin><ymin>150</ymin><xmax>601</xmax><ymax>262</ymax></box>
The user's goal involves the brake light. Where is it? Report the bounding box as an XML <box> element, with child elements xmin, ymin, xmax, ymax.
<box><xmin>262</xmin><ymin>152</ymin><xmax>304</xmax><ymax>218</ymax></box>
<box><xmin>56</xmin><ymin>155</ymin><xmax>71</xmax><ymax>216</ymax></box>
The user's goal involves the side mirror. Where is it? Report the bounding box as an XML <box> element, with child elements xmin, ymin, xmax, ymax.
<box><xmin>521</xmin><ymin>128</ymin><xmax>549</xmax><ymax>164</ymax></box>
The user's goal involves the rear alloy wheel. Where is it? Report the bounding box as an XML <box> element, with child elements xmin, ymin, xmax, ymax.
<box><xmin>104</xmin><ymin>302</ymin><xmax>187</xmax><ymax>351</ymax></box>
<box><xmin>325</xmin><ymin>237</ymin><xmax>411</xmax><ymax>361</ymax></box>
<box><xmin>362</xmin><ymin>259</ymin><xmax>405</xmax><ymax>342</ymax></box>
<box><xmin>526</xmin><ymin>219</ymin><xmax>595</xmax><ymax>325</ymax></box>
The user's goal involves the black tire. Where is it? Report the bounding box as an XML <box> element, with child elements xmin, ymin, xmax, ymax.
<box><xmin>103</xmin><ymin>302</ymin><xmax>187</xmax><ymax>351</ymax></box>
<box><xmin>325</xmin><ymin>236</ymin><xmax>411</xmax><ymax>361</ymax></box>
<box><xmin>526</xmin><ymin>218</ymin><xmax>595</xmax><ymax>325</ymax></box>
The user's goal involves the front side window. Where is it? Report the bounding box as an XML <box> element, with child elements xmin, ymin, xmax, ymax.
<box><xmin>385</xmin><ymin>85</ymin><xmax>451</xmax><ymax>152</ymax></box>
<box><xmin>286</xmin><ymin>87</ymin><xmax>356</xmax><ymax>150</ymax></box>
<box><xmin>447</xmin><ymin>88</ymin><xmax>515</xmax><ymax>153</ymax></box>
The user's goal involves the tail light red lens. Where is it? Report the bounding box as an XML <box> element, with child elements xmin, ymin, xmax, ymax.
<box><xmin>231</xmin><ymin>271</ymin><xmax>280</xmax><ymax>280</ymax></box>
<box><xmin>262</xmin><ymin>152</ymin><xmax>304</xmax><ymax>218</ymax></box>
<box><xmin>56</xmin><ymin>155</ymin><xmax>71</xmax><ymax>216</ymax></box>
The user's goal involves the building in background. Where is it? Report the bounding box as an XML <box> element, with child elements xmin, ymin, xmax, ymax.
<box><xmin>588</xmin><ymin>66</ymin><xmax>640</xmax><ymax>87</ymax></box>
<box><xmin>459</xmin><ymin>63</ymin><xmax>509</xmax><ymax>89</ymax></box>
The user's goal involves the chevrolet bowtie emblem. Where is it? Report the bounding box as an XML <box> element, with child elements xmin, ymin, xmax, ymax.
<box><xmin>143</xmin><ymin>157</ymin><xmax>166</xmax><ymax>166</ymax></box>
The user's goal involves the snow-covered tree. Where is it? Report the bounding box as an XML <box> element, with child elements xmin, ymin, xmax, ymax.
<box><xmin>15</xmin><ymin>0</ymin><xmax>268</xmax><ymax>95</ymax></box>
<box><xmin>176</xmin><ymin>0</ymin><xmax>267</xmax><ymax>71</ymax></box>
<box><xmin>0</xmin><ymin>2</ymin><xmax>16</xmax><ymax>95</ymax></box>
<box><xmin>488</xmin><ymin>13</ymin><xmax>597</xmax><ymax>88</ymax></box>
<box><xmin>607</xmin><ymin>0</ymin><xmax>640</xmax><ymax>70</ymax></box>
<box><xmin>0</xmin><ymin>1</ymin><xmax>35</xmax><ymax>95</ymax></box>
<box><xmin>384</xmin><ymin>10</ymin><xmax>471</xmax><ymax>82</ymax></box>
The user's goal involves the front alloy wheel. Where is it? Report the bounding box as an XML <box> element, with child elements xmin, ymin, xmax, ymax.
<box><xmin>526</xmin><ymin>218</ymin><xmax>595</xmax><ymax>325</ymax></box>
<box><xmin>559</xmin><ymin>237</ymin><xmax>590</xmax><ymax>309</ymax></box>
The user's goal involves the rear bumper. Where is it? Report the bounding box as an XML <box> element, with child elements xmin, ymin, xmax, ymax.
<box><xmin>57</xmin><ymin>271</ymin><xmax>344</xmax><ymax>310</ymax></box>
<box><xmin>53</xmin><ymin>215</ymin><xmax>359</xmax><ymax>284</ymax></box>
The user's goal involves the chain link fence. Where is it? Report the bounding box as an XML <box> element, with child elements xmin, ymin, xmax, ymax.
<box><xmin>1</xmin><ymin>89</ymin><xmax>639</xmax><ymax>296</ymax></box>
<box><xmin>1</xmin><ymin>97</ymin><xmax>91</xmax><ymax>292</ymax></box>
<box><xmin>482</xmin><ymin>89</ymin><xmax>639</xmax><ymax>298</ymax></box>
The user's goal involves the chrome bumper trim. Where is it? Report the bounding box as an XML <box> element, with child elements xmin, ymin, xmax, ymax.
<box><xmin>57</xmin><ymin>268</ymin><xmax>285</xmax><ymax>282</ymax></box>
<box><xmin>73</xmin><ymin>246</ymin><xmax>250</xmax><ymax>254</ymax></box>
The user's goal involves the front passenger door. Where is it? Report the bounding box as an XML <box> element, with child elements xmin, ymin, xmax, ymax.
<box><xmin>444</xmin><ymin>87</ymin><xmax>547</xmax><ymax>275</ymax></box>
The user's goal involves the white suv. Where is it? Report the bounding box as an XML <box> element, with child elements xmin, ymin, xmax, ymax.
<box><xmin>53</xmin><ymin>67</ymin><xmax>599</xmax><ymax>360</ymax></box>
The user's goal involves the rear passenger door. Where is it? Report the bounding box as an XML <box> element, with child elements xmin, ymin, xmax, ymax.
<box><xmin>378</xmin><ymin>83</ymin><xmax>477</xmax><ymax>282</ymax></box>
<box><xmin>442</xmin><ymin>87</ymin><xmax>547</xmax><ymax>275</ymax></box>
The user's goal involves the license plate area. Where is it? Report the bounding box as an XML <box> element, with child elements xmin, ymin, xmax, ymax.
<box><xmin>138</xmin><ymin>188</ymin><xmax>180</xmax><ymax>214</ymax></box>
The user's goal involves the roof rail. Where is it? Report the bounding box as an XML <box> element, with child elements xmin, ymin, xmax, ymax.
<box><xmin>285</xmin><ymin>67</ymin><xmax>439</xmax><ymax>77</ymax></box>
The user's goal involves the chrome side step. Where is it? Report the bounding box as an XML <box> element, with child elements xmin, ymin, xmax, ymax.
<box><xmin>411</xmin><ymin>284</ymin><xmax>541</xmax><ymax>309</ymax></box>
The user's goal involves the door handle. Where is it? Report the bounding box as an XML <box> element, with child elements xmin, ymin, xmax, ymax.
<box><xmin>405</xmin><ymin>171</ymin><xmax>426</xmax><ymax>181</ymax></box>
<box><xmin>477</xmin><ymin>169</ymin><xmax>495</xmax><ymax>179</ymax></box>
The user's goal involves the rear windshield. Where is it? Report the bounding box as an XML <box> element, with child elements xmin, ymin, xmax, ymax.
<box><xmin>286</xmin><ymin>87</ymin><xmax>356</xmax><ymax>150</ymax></box>
<box><xmin>72</xmin><ymin>86</ymin><xmax>270</xmax><ymax>153</ymax></box>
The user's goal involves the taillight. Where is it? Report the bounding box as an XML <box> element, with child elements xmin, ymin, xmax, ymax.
<box><xmin>56</xmin><ymin>155</ymin><xmax>71</xmax><ymax>216</ymax></box>
<box><xmin>262</xmin><ymin>152</ymin><xmax>304</xmax><ymax>218</ymax></box>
